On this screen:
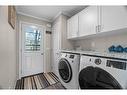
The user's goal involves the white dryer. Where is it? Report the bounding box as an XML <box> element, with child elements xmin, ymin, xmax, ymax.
<box><xmin>58</xmin><ymin>52</ymin><xmax>80</xmax><ymax>89</ymax></box>
<box><xmin>79</xmin><ymin>54</ymin><xmax>127</xmax><ymax>89</ymax></box>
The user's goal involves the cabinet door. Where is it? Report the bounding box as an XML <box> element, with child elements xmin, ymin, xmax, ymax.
<box><xmin>52</xmin><ymin>20</ymin><xmax>62</xmax><ymax>76</ymax></box>
<box><xmin>52</xmin><ymin>21</ymin><xmax>61</xmax><ymax>50</ymax></box>
<box><xmin>101</xmin><ymin>6</ymin><xmax>127</xmax><ymax>32</ymax></box>
<box><xmin>67</xmin><ymin>14</ymin><xmax>78</xmax><ymax>39</ymax></box>
<box><xmin>79</xmin><ymin>6</ymin><xmax>98</xmax><ymax>37</ymax></box>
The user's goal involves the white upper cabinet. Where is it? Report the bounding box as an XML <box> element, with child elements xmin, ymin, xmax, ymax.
<box><xmin>67</xmin><ymin>14</ymin><xmax>78</xmax><ymax>39</ymax></box>
<box><xmin>67</xmin><ymin>6</ymin><xmax>127</xmax><ymax>40</ymax></box>
<box><xmin>101</xmin><ymin>6</ymin><xmax>127</xmax><ymax>33</ymax></box>
<box><xmin>79</xmin><ymin>6</ymin><xmax>98</xmax><ymax>37</ymax></box>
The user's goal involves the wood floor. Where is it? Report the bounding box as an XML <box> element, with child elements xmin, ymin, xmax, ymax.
<box><xmin>15</xmin><ymin>72</ymin><xmax>66</xmax><ymax>89</ymax></box>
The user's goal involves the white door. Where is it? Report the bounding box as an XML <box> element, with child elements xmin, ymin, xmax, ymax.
<box><xmin>67</xmin><ymin>14</ymin><xmax>79</xmax><ymax>39</ymax></box>
<box><xmin>79</xmin><ymin>6</ymin><xmax>98</xmax><ymax>37</ymax></box>
<box><xmin>101</xmin><ymin>6</ymin><xmax>127</xmax><ymax>33</ymax></box>
<box><xmin>21</xmin><ymin>22</ymin><xmax>44</xmax><ymax>77</ymax></box>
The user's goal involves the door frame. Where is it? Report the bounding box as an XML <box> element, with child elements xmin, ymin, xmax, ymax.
<box><xmin>19</xmin><ymin>21</ymin><xmax>46</xmax><ymax>79</ymax></box>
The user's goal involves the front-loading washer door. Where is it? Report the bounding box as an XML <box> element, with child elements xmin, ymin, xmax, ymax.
<box><xmin>58</xmin><ymin>58</ymin><xmax>72</xmax><ymax>83</ymax></box>
<box><xmin>79</xmin><ymin>66</ymin><xmax>122</xmax><ymax>89</ymax></box>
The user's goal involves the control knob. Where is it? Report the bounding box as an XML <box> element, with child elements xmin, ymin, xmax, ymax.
<box><xmin>95</xmin><ymin>58</ymin><xmax>102</xmax><ymax>65</ymax></box>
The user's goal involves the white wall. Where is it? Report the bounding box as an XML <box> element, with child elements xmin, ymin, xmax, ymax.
<box><xmin>74</xmin><ymin>32</ymin><xmax>127</xmax><ymax>52</ymax></box>
<box><xmin>17</xmin><ymin>14</ymin><xmax>51</xmax><ymax>31</ymax></box>
<box><xmin>0</xmin><ymin>6</ymin><xmax>17</xmax><ymax>89</ymax></box>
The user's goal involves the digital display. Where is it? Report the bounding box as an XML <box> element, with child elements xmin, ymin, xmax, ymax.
<box><xmin>106</xmin><ymin>60</ymin><xmax>126</xmax><ymax>70</ymax></box>
<box><xmin>69</xmin><ymin>55</ymin><xmax>74</xmax><ymax>59</ymax></box>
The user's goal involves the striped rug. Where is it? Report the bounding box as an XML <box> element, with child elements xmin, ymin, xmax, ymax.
<box><xmin>15</xmin><ymin>72</ymin><xmax>65</xmax><ymax>89</ymax></box>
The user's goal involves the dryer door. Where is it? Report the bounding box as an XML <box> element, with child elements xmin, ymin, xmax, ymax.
<box><xmin>58</xmin><ymin>58</ymin><xmax>72</xmax><ymax>83</ymax></box>
<box><xmin>79</xmin><ymin>66</ymin><xmax>122</xmax><ymax>89</ymax></box>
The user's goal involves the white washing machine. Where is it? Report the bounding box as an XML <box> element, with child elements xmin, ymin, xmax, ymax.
<box><xmin>79</xmin><ymin>54</ymin><xmax>127</xmax><ymax>89</ymax></box>
<box><xmin>58</xmin><ymin>52</ymin><xmax>80</xmax><ymax>89</ymax></box>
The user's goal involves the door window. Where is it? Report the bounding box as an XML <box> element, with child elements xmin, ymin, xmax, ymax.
<box><xmin>24</xmin><ymin>26</ymin><xmax>41</xmax><ymax>51</ymax></box>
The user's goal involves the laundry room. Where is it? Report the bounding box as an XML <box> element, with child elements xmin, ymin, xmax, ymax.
<box><xmin>1</xmin><ymin>1</ymin><xmax>127</xmax><ymax>95</ymax></box>
<box><xmin>60</xmin><ymin>6</ymin><xmax>127</xmax><ymax>89</ymax></box>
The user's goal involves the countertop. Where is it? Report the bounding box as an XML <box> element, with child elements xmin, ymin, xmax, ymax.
<box><xmin>61</xmin><ymin>50</ymin><xmax>127</xmax><ymax>60</ymax></box>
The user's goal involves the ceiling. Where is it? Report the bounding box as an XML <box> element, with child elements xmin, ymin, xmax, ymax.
<box><xmin>16</xmin><ymin>6</ymin><xmax>87</xmax><ymax>22</ymax></box>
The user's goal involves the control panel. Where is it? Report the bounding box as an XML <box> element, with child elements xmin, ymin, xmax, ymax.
<box><xmin>106</xmin><ymin>60</ymin><xmax>126</xmax><ymax>70</ymax></box>
<box><xmin>69</xmin><ymin>55</ymin><xmax>75</xmax><ymax>59</ymax></box>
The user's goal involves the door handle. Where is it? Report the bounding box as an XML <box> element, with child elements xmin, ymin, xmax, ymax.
<box><xmin>41</xmin><ymin>53</ymin><xmax>43</xmax><ymax>55</ymax></box>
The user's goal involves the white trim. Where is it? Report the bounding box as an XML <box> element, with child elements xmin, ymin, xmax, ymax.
<box><xmin>17</xmin><ymin>11</ymin><xmax>71</xmax><ymax>23</ymax></box>
<box><xmin>19</xmin><ymin>21</ymin><xmax>22</xmax><ymax>79</ymax></box>
<box><xmin>52</xmin><ymin>11</ymin><xmax>62</xmax><ymax>22</ymax></box>
<box><xmin>19</xmin><ymin>21</ymin><xmax>46</xmax><ymax>79</ymax></box>
<box><xmin>43</xmin><ymin>27</ymin><xmax>46</xmax><ymax>73</ymax></box>
<box><xmin>17</xmin><ymin>12</ymin><xmax>52</xmax><ymax>22</ymax></box>
<box><xmin>63</xmin><ymin>12</ymin><xmax>72</xmax><ymax>17</ymax></box>
<box><xmin>51</xmin><ymin>11</ymin><xmax>72</xmax><ymax>22</ymax></box>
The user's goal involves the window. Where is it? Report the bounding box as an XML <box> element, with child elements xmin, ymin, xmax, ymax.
<box><xmin>24</xmin><ymin>26</ymin><xmax>41</xmax><ymax>51</ymax></box>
